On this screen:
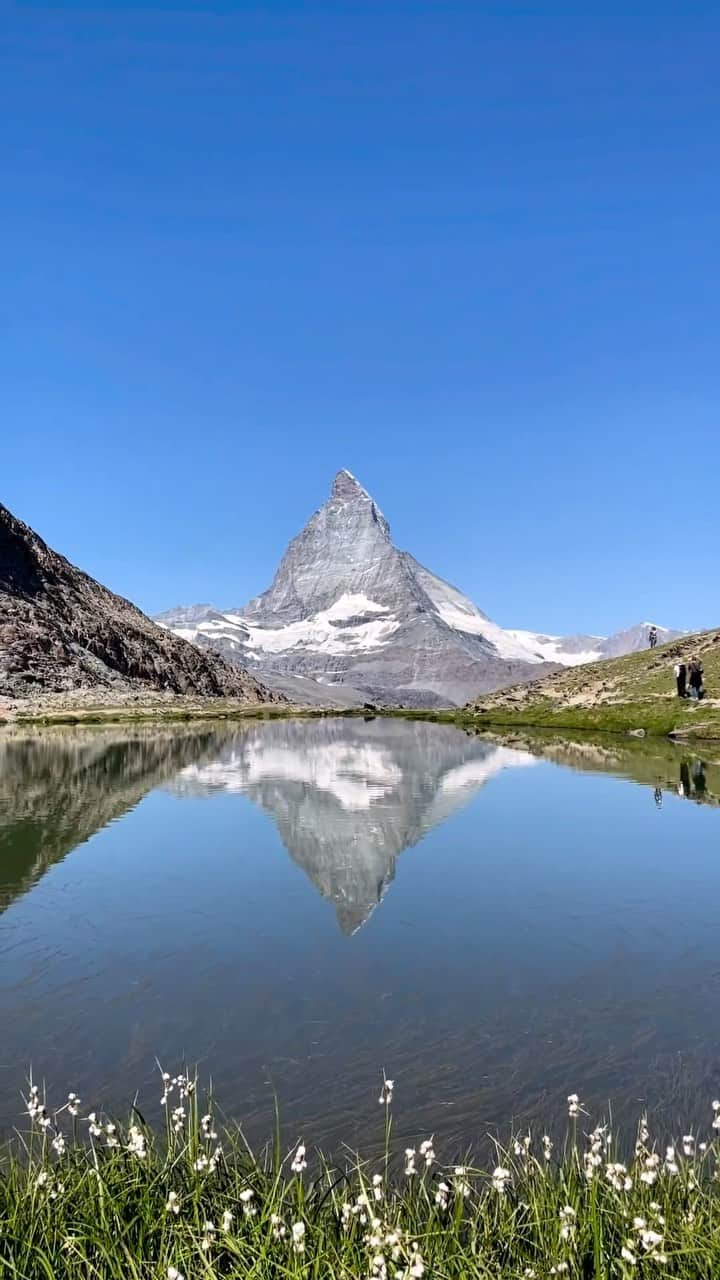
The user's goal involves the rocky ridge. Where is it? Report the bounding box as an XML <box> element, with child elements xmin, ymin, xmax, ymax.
<box><xmin>0</xmin><ymin>501</ymin><xmax>278</xmax><ymax>703</ymax></box>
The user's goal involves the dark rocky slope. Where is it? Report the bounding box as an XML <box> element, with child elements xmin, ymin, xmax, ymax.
<box><xmin>0</xmin><ymin>502</ymin><xmax>276</xmax><ymax>701</ymax></box>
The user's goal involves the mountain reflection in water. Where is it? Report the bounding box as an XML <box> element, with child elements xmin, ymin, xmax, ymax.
<box><xmin>169</xmin><ymin>719</ymin><xmax>536</xmax><ymax>932</ymax></box>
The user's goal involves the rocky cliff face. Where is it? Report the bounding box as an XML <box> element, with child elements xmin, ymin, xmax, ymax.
<box><xmin>158</xmin><ymin>470</ymin><xmax>557</xmax><ymax>707</ymax></box>
<box><xmin>0</xmin><ymin>502</ymin><xmax>277</xmax><ymax>702</ymax></box>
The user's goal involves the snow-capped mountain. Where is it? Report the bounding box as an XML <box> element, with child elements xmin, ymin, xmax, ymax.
<box><xmin>507</xmin><ymin>623</ymin><xmax>684</xmax><ymax>667</ymax></box>
<box><xmin>157</xmin><ymin>470</ymin><xmax>553</xmax><ymax>707</ymax></box>
<box><xmin>157</xmin><ymin>470</ymin><xmax>684</xmax><ymax>707</ymax></box>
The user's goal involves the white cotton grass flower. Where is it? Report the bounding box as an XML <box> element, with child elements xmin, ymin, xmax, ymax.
<box><xmin>126</xmin><ymin>1125</ymin><xmax>147</xmax><ymax>1159</ymax></box>
<box><xmin>453</xmin><ymin>1165</ymin><xmax>471</xmax><ymax>1198</ymax></box>
<box><xmin>201</xmin><ymin>1220</ymin><xmax>216</xmax><ymax>1252</ymax></box>
<box><xmin>492</xmin><ymin>1166</ymin><xmax>512</xmax><ymax>1195</ymax></box>
<box><xmin>683</xmin><ymin>1134</ymin><xmax>696</xmax><ymax>1157</ymax></box>
<box><xmin>221</xmin><ymin>1209</ymin><xmax>233</xmax><ymax>1232</ymax></box>
<box><xmin>419</xmin><ymin>1136</ymin><xmax>435</xmax><ymax>1167</ymax></box>
<box><xmin>434</xmin><ymin>1180</ymin><xmax>450</xmax><ymax>1211</ymax></box>
<box><xmin>372</xmin><ymin>1173</ymin><xmax>384</xmax><ymax>1201</ymax></box>
<box><xmin>271</xmin><ymin>1212</ymin><xmax>288</xmax><ymax>1239</ymax></box>
<box><xmin>66</xmin><ymin>1092</ymin><xmax>80</xmax><ymax>1117</ymax></box>
<box><xmin>51</xmin><ymin>1132</ymin><xmax>66</xmax><ymax>1157</ymax></box>
<box><xmin>167</xmin><ymin>1269</ymin><xmax>184</xmax><ymax>1280</ymax></box>
<box><xmin>621</xmin><ymin>1245</ymin><xmax>637</xmax><ymax>1266</ymax></box>
<box><xmin>559</xmin><ymin>1204</ymin><xmax>576</xmax><ymax>1240</ymax></box>
<box><xmin>664</xmin><ymin>1144</ymin><xmax>679</xmax><ymax>1176</ymax></box>
<box><xmin>239</xmin><ymin>1188</ymin><xmax>257</xmax><ymax>1217</ymax></box>
<box><xmin>583</xmin><ymin>1125</ymin><xmax>609</xmax><ymax>1182</ymax></box>
<box><xmin>291</xmin><ymin>1220</ymin><xmax>306</xmax><ymax>1254</ymax></box>
<box><xmin>542</xmin><ymin>1134</ymin><xmax>553</xmax><ymax>1162</ymax></box>
<box><xmin>406</xmin><ymin>1242</ymin><xmax>425</xmax><ymax>1278</ymax></box>
<box><xmin>567</xmin><ymin>1093</ymin><xmax>582</xmax><ymax>1117</ymax></box>
<box><xmin>290</xmin><ymin>1141</ymin><xmax>307</xmax><ymax>1173</ymax></box>
<box><xmin>165</xmin><ymin>1190</ymin><xmax>180</xmax><ymax>1215</ymax></box>
<box><xmin>201</xmin><ymin>1113</ymin><xmax>218</xmax><ymax>1142</ymax></box>
<box><xmin>513</xmin><ymin>1134</ymin><xmax>532</xmax><ymax>1160</ymax></box>
<box><xmin>105</xmin><ymin>1122</ymin><xmax>119</xmax><ymax>1149</ymax></box>
<box><xmin>640</xmin><ymin>1152</ymin><xmax>660</xmax><ymax>1185</ymax></box>
<box><xmin>26</xmin><ymin>1084</ymin><xmax>52</xmax><ymax>1130</ymax></box>
<box><xmin>404</xmin><ymin>1147</ymin><xmax>417</xmax><ymax>1177</ymax></box>
<box><xmin>87</xmin><ymin>1112</ymin><xmax>102</xmax><ymax>1139</ymax></box>
<box><xmin>378</xmin><ymin>1076</ymin><xmax>394</xmax><ymax>1106</ymax></box>
<box><xmin>605</xmin><ymin>1162</ymin><xmax>632</xmax><ymax>1192</ymax></box>
<box><xmin>170</xmin><ymin>1106</ymin><xmax>185</xmax><ymax>1134</ymax></box>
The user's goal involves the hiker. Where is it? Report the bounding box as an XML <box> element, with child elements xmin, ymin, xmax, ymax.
<box><xmin>654</xmin><ymin>786</ymin><xmax>663</xmax><ymax>809</ymax></box>
<box><xmin>688</xmin><ymin>658</ymin><xmax>705</xmax><ymax>700</ymax></box>
<box><xmin>674</xmin><ymin>661</ymin><xmax>688</xmax><ymax>698</ymax></box>
<box><xmin>648</xmin><ymin>625</ymin><xmax>658</xmax><ymax>649</ymax></box>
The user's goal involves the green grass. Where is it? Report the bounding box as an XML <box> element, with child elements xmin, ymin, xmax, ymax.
<box><xmin>4</xmin><ymin>1073</ymin><xmax>720</xmax><ymax>1277</ymax></box>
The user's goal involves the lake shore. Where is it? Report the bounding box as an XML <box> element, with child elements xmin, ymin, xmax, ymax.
<box><xmin>4</xmin><ymin>1073</ymin><xmax>719</xmax><ymax>1279</ymax></box>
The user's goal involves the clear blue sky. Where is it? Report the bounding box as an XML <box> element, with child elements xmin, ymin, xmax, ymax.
<box><xmin>4</xmin><ymin>2</ymin><xmax>719</xmax><ymax>635</ymax></box>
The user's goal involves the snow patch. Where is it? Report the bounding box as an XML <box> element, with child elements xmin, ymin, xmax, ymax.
<box><xmin>186</xmin><ymin>598</ymin><xmax>400</xmax><ymax>657</ymax></box>
<box><xmin>506</xmin><ymin>630</ymin><xmax>605</xmax><ymax>667</ymax></box>
<box><xmin>440</xmin><ymin>747</ymin><xmax>537</xmax><ymax>794</ymax></box>
<box><xmin>178</xmin><ymin>742</ymin><xmax>402</xmax><ymax>811</ymax></box>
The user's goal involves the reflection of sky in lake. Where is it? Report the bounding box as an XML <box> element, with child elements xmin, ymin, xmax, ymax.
<box><xmin>1</xmin><ymin>718</ymin><xmax>720</xmax><ymax>1151</ymax></box>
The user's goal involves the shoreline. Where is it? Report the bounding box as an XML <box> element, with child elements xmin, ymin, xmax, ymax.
<box><xmin>4</xmin><ymin>692</ymin><xmax>720</xmax><ymax>742</ymax></box>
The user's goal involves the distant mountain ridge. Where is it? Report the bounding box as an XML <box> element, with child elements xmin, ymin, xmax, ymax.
<box><xmin>507</xmin><ymin>623</ymin><xmax>685</xmax><ymax>667</ymax></box>
<box><xmin>0</xmin><ymin>501</ymin><xmax>276</xmax><ymax>703</ymax></box>
<box><xmin>158</xmin><ymin>470</ymin><xmax>683</xmax><ymax>708</ymax></box>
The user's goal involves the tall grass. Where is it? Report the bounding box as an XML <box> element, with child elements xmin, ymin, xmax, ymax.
<box><xmin>3</xmin><ymin>1071</ymin><xmax>720</xmax><ymax>1277</ymax></box>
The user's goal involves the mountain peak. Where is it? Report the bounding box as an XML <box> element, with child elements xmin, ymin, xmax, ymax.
<box><xmin>331</xmin><ymin>469</ymin><xmax>371</xmax><ymax>502</ymax></box>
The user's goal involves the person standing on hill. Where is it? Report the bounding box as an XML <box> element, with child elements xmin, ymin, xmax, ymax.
<box><xmin>675</xmin><ymin>661</ymin><xmax>688</xmax><ymax>698</ymax></box>
<box><xmin>648</xmin><ymin>625</ymin><xmax>658</xmax><ymax>649</ymax></box>
<box><xmin>688</xmin><ymin>658</ymin><xmax>705</xmax><ymax>700</ymax></box>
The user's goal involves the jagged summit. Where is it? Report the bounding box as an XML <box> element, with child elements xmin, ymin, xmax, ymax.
<box><xmin>0</xmin><ymin>501</ymin><xmax>277</xmax><ymax>703</ymax></box>
<box><xmin>331</xmin><ymin>468</ymin><xmax>373</xmax><ymax>503</ymax></box>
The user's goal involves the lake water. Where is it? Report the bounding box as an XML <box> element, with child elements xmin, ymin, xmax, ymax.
<box><xmin>1</xmin><ymin>716</ymin><xmax>720</xmax><ymax>1153</ymax></box>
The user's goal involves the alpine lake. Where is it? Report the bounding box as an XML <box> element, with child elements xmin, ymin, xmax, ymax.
<box><xmin>2</xmin><ymin>715</ymin><xmax>720</xmax><ymax>1155</ymax></box>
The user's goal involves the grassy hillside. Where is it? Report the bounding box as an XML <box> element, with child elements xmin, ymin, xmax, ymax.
<box><xmin>462</xmin><ymin>628</ymin><xmax>720</xmax><ymax>738</ymax></box>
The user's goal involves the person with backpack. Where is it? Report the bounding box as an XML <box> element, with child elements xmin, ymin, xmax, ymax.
<box><xmin>649</xmin><ymin>625</ymin><xmax>658</xmax><ymax>649</ymax></box>
<box><xmin>688</xmin><ymin>658</ymin><xmax>705</xmax><ymax>700</ymax></box>
<box><xmin>674</xmin><ymin>661</ymin><xmax>688</xmax><ymax>698</ymax></box>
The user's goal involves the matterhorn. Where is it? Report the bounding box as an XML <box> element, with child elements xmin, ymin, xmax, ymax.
<box><xmin>158</xmin><ymin>470</ymin><xmax>553</xmax><ymax>706</ymax></box>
